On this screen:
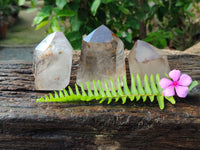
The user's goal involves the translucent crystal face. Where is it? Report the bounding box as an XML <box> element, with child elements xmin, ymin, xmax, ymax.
<box><xmin>84</xmin><ymin>25</ymin><xmax>113</xmax><ymax>43</ymax></box>
<box><xmin>35</xmin><ymin>32</ymin><xmax>55</xmax><ymax>51</ymax></box>
<box><xmin>34</xmin><ymin>32</ymin><xmax>73</xmax><ymax>90</ymax></box>
<box><xmin>136</xmin><ymin>40</ymin><xmax>160</xmax><ymax>62</ymax></box>
<box><xmin>128</xmin><ymin>40</ymin><xmax>170</xmax><ymax>84</ymax></box>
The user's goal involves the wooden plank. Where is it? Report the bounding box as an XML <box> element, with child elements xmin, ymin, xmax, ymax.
<box><xmin>0</xmin><ymin>53</ymin><xmax>200</xmax><ymax>149</ymax></box>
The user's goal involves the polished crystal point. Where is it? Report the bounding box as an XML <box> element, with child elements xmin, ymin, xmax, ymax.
<box><xmin>33</xmin><ymin>32</ymin><xmax>73</xmax><ymax>90</ymax></box>
<box><xmin>76</xmin><ymin>25</ymin><xmax>126</xmax><ymax>90</ymax></box>
<box><xmin>135</xmin><ymin>40</ymin><xmax>160</xmax><ymax>62</ymax></box>
<box><xmin>128</xmin><ymin>40</ymin><xmax>170</xmax><ymax>80</ymax></box>
<box><xmin>84</xmin><ymin>25</ymin><xmax>112</xmax><ymax>43</ymax></box>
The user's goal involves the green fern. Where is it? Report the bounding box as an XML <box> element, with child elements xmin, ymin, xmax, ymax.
<box><xmin>36</xmin><ymin>73</ymin><xmax>198</xmax><ymax>110</ymax></box>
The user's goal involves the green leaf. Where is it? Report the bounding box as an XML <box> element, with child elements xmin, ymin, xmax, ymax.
<box><xmin>104</xmin><ymin>79</ymin><xmax>112</xmax><ymax>96</ymax></box>
<box><xmin>33</xmin><ymin>6</ymin><xmax>52</xmax><ymax>26</ymax></box>
<box><xmin>125</xmin><ymin>33</ymin><xmax>132</xmax><ymax>43</ymax></box>
<box><xmin>144</xmin><ymin>74</ymin><xmax>154</xmax><ymax>102</ymax></box>
<box><xmin>66</xmin><ymin>31</ymin><xmax>82</xmax><ymax>42</ymax></box>
<box><xmin>144</xmin><ymin>30</ymin><xmax>172</xmax><ymax>49</ymax></box>
<box><xmin>56</xmin><ymin>0</ymin><xmax>67</xmax><ymax>9</ymax></box>
<box><xmin>136</xmin><ymin>74</ymin><xmax>146</xmax><ymax>102</ymax></box>
<box><xmin>156</xmin><ymin>74</ymin><xmax>163</xmax><ymax>93</ymax></box>
<box><xmin>86</xmin><ymin>82</ymin><xmax>94</xmax><ymax>97</ymax></box>
<box><xmin>49</xmin><ymin>93</ymin><xmax>54</xmax><ymax>100</ymax></box>
<box><xmin>33</xmin><ymin>15</ymin><xmax>49</xmax><ymax>27</ymax></box>
<box><xmin>18</xmin><ymin>0</ymin><xmax>25</xmax><ymax>6</ymax></box>
<box><xmin>165</xmin><ymin>96</ymin><xmax>176</xmax><ymax>104</ymax></box>
<box><xmin>63</xmin><ymin>88</ymin><xmax>69</xmax><ymax>96</ymax></box>
<box><xmin>189</xmin><ymin>81</ymin><xmax>199</xmax><ymax>91</ymax></box>
<box><xmin>156</xmin><ymin>73</ymin><xmax>165</xmax><ymax>109</ymax></box>
<box><xmin>164</xmin><ymin>73</ymin><xmax>170</xmax><ymax>79</ymax></box>
<box><xmin>117</xmin><ymin>76</ymin><xmax>126</xmax><ymax>104</ymax></box>
<box><xmin>56</xmin><ymin>9</ymin><xmax>76</xmax><ymax>17</ymax></box>
<box><xmin>110</xmin><ymin>77</ymin><xmax>119</xmax><ymax>102</ymax></box>
<box><xmin>175</xmin><ymin>1</ymin><xmax>184</xmax><ymax>6</ymax></box>
<box><xmin>157</xmin><ymin>95</ymin><xmax>164</xmax><ymax>109</ymax></box>
<box><xmin>184</xmin><ymin>3</ymin><xmax>193</xmax><ymax>11</ymax></box>
<box><xmin>70</xmin><ymin>15</ymin><xmax>82</xmax><ymax>31</ymax></box>
<box><xmin>101</xmin><ymin>0</ymin><xmax>114</xmax><ymax>4</ymax></box>
<box><xmin>93</xmin><ymin>80</ymin><xmax>102</xmax><ymax>100</ymax></box>
<box><xmin>97</xmin><ymin>80</ymin><xmax>106</xmax><ymax>97</ymax></box>
<box><xmin>35</xmin><ymin>20</ymin><xmax>49</xmax><ymax>30</ymax></box>
<box><xmin>68</xmin><ymin>86</ymin><xmax>77</xmax><ymax>101</ymax></box>
<box><xmin>54</xmin><ymin>91</ymin><xmax>59</xmax><ymax>98</ymax></box>
<box><xmin>80</xmin><ymin>82</ymin><xmax>87</xmax><ymax>97</ymax></box>
<box><xmin>126</xmin><ymin>17</ymin><xmax>139</xmax><ymax>30</ymax></box>
<box><xmin>159</xmin><ymin>39</ymin><xmax>167</xmax><ymax>48</ymax></box>
<box><xmin>99</xmin><ymin>97</ymin><xmax>107</xmax><ymax>103</ymax></box>
<box><xmin>117</xmin><ymin>76</ymin><xmax>127</xmax><ymax>104</ymax></box>
<box><xmin>59</xmin><ymin>90</ymin><xmax>64</xmax><ymax>97</ymax></box>
<box><xmin>123</xmin><ymin>75</ymin><xmax>133</xmax><ymax>101</ymax></box>
<box><xmin>37</xmin><ymin>97</ymin><xmax>45</xmax><ymax>102</ymax></box>
<box><xmin>98</xmin><ymin>80</ymin><xmax>107</xmax><ymax>103</ymax></box>
<box><xmin>91</xmin><ymin>0</ymin><xmax>101</xmax><ymax>16</ymax></box>
<box><xmin>119</xmin><ymin>6</ymin><xmax>130</xmax><ymax>15</ymax></box>
<box><xmin>123</xmin><ymin>75</ymin><xmax>131</xmax><ymax>95</ymax></box>
<box><xmin>75</xmin><ymin>84</ymin><xmax>81</xmax><ymax>96</ymax></box>
<box><xmin>50</xmin><ymin>17</ymin><xmax>61</xmax><ymax>32</ymax></box>
<box><xmin>68</xmin><ymin>86</ymin><xmax>74</xmax><ymax>95</ymax></box>
<box><xmin>150</xmin><ymin>74</ymin><xmax>159</xmax><ymax>95</ymax></box>
<box><xmin>104</xmin><ymin>79</ymin><xmax>113</xmax><ymax>104</ymax></box>
<box><xmin>131</xmin><ymin>74</ymin><xmax>140</xmax><ymax>101</ymax></box>
<box><xmin>93</xmin><ymin>80</ymin><xmax>100</xmax><ymax>97</ymax></box>
<box><xmin>45</xmin><ymin>95</ymin><xmax>50</xmax><ymax>101</ymax></box>
<box><xmin>31</xmin><ymin>0</ymin><xmax>37</xmax><ymax>7</ymax></box>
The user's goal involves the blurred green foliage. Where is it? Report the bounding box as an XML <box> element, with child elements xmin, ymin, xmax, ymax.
<box><xmin>0</xmin><ymin>0</ymin><xmax>19</xmax><ymax>21</ymax></box>
<box><xmin>19</xmin><ymin>0</ymin><xmax>200</xmax><ymax>50</ymax></box>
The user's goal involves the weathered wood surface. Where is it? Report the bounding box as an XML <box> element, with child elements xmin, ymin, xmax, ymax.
<box><xmin>0</xmin><ymin>53</ymin><xmax>200</xmax><ymax>150</ymax></box>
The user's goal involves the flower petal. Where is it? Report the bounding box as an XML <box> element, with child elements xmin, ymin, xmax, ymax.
<box><xmin>159</xmin><ymin>78</ymin><xmax>173</xmax><ymax>89</ymax></box>
<box><xmin>178</xmin><ymin>74</ymin><xmax>192</xmax><ymax>86</ymax></box>
<box><xmin>169</xmin><ymin>69</ymin><xmax>181</xmax><ymax>81</ymax></box>
<box><xmin>175</xmin><ymin>86</ymin><xmax>189</xmax><ymax>98</ymax></box>
<box><xmin>163</xmin><ymin>86</ymin><xmax>175</xmax><ymax>97</ymax></box>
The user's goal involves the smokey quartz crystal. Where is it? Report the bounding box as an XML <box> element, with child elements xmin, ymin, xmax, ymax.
<box><xmin>128</xmin><ymin>40</ymin><xmax>170</xmax><ymax>81</ymax></box>
<box><xmin>76</xmin><ymin>25</ymin><xmax>126</xmax><ymax>90</ymax></box>
<box><xmin>33</xmin><ymin>32</ymin><xmax>73</xmax><ymax>90</ymax></box>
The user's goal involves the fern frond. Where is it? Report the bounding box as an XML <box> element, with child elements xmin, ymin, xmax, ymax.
<box><xmin>36</xmin><ymin>73</ymin><xmax>198</xmax><ymax>110</ymax></box>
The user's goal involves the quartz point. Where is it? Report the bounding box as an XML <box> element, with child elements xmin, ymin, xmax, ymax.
<box><xmin>128</xmin><ymin>40</ymin><xmax>170</xmax><ymax>81</ymax></box>
<box><xmin>76</xmin><ymin>25</ymin><xmax>126</xmax><ymax>90</ymax></box>
<box><xmin>33</xmin><ymin>32</ymin><xmax>73</xmax><ymax>90</ymax></box>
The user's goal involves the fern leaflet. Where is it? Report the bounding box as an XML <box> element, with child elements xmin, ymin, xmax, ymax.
<box><xmin>36</xmin><ymin>73</ymin><xmax>198</xmax><ymax>110</ymax></box>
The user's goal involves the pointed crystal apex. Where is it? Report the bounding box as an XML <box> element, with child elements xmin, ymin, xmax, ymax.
<box><xmin>84</xmin><ymin>25</ymin><xmax>113</xmax><ymax>43</ymax></box>
<box><xmin>36</xmin><ymin>32</ymin><xmax>68</xmax><ymax>51</ymax></box>
<box><xmin>128</xmin><ymin>40</ymin><xmax>170</xmax><ymax>81</ymax></box>
<box><xmin>34</xmin><ymin>32</ymin><xmax>73</xmax><ymax>90</ymax></box>
<box><xmin>136</xmin><ymin>40</ymin><xmax>160</xmax><ymax>62</ymax></box>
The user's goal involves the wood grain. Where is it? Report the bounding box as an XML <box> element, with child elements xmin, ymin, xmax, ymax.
<box><xmin>0</xmin><ymin>52</ymin><xmax>200</xmax><ymax>150</ymax></box>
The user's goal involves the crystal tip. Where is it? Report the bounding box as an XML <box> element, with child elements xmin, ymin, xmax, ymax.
<box><xmin>84</xmin><ymin>25</ymin><xmax>113</xmax><ymax>43</ymax></box>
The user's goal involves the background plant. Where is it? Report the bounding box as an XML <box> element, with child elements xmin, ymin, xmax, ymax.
<box><xmin>19</xmin><ymin>0</ymin><xmax>200</xmax><ymax>50</ymax></box>
<box><xmin>0</xmin><ymin>0</ymin><xmax>19</xmax><ymax>22</ymax></box>
<box><xmin>149</xmin><ymin>0</ymin><xmax>200</xmax><ymax>50</ymax></box>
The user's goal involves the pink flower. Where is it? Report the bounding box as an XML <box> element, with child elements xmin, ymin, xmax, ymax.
<box><xmin>159</xmin><ymin>69</ymin><xmax>192</xmax><ymax>98</ymax></box>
